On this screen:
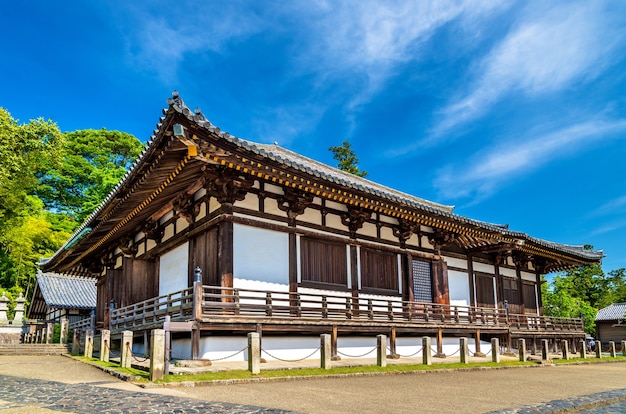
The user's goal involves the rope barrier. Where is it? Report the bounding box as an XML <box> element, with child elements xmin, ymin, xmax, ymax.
<box><xmin>447</xmin><ymin>346</ymin><xmax>461</xmax><ymax>357</ymax></box>
<box><xmin>207</xmin><ymin>347</ymin><xmax>248</xmax><ymax>362</ymax></box>
<box><xmin>169</xmin><ymin>348</ymin><xmax>193</xmax><ymax>361</ymax></box>
<box><xmin>128</xmin><ymin>344</ymin><xmax>150</xmax><ymax>363</ymax></box>
<box><xmin>261</xmin><ymin>347</ymin><xmax>321</xmax><ymax>362</ymax></box>
<box><xmin>393</xmin><ymin>346</ymin><xmax>423</xmax><ymax>358</ymax></box>
<box><xmin>337</xmin><ymin>347</ymin><xmax>378</xmax><ymax>358</ymax></box>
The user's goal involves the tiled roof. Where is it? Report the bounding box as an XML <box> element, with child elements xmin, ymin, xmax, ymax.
<box><xmin>47</xmin><ymin>92</ymin><xmax>604</xmax><ymax>266</ymax></box>
<box><xmin>36</xmin><ymin>272</ymin><xmax>96</xmax><ymax>309</ymax></box>
<box><xmin>595</xmin><ymin>302</ymin><xmax>626</xmax><ymax>321</ymax></box>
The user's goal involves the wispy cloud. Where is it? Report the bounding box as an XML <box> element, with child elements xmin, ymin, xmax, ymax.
<box><xmin>590</xmin><ymin>196</ymin><xmax>626</xmax><ymax>217</ymax></box>
<box><xmin>433</xmin><ymin>118</ymin><xmax>626</xmax><ymax>203</ymax></box>
<box><xmin>589</xmin><ymin>220</ymin><xmax>626</xmax><ymax>237</ymax></box>
<box><xmin>298</xmin><ymin>0</ymin><xmax>507</xmax><ymax>111</ymax></box>
<box><xmin>426</xmin><ymin>2</ymin><xmax>623</xmax><ymax>145</ymax></box>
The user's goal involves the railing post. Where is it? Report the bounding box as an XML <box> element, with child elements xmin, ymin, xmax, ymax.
<box><xmin>72</xmin><ymin>330</ymin><xmax>80</xmax><ymax>355</ymax></box>
<box><xmin>345</xmin><ymin>298</ymin><xmax>353</xmax><ymax>320</ymax></box>
<box><xmin>60</xmin><ymin>318</ymin><xmax>68</xmax><ymax>344</ymax></box>
<box><xmin>518</xmin><ymin>338</ymin><xmax>526</xmax><ymax>362</ymax></box>
<box><xmin>265</xmin><ymin>292</ymin><xmax>273</xmax><ymax>317</ymax></box>
<box><xmin>322</xmin><ymin>296</ymin><xmax>328</xmax><ymax>319</ymax></box>
<box><xmin>100</xmin><ymin>330</ymin><xmax>110</xmax><ymax>362</ymax></box>
<box><xmin>580</xmin><ymin>340</ymin><xmax>587</xmax><ymax>359</ymax></box>
<box><xmin>561</xmin><ymin>340</ymin><xmax>569</xmax><ymax>360</ymax></box>
<box><xmin>541</xmin><ymin>339</ymin><xmax>549</xmax><ymax>361</ymax></box>
<box><xmin>248</xmin><ymin>332</ymin><xmax>260</xmax><ymax>374</ymax></box>
<box><xmin>491</xmin><ymin>337</ymin><xmax>500</xmax><ymax>363</ymax></box>
<box><xmin>377</xmin><ymin>334</ymin><xmax>387</xmax><ymax>367</ymax></box>
<box><xmin>387</xmin><ymin>301</ymin><xmax>394</xmax><ymax>320</ymax></box>
<box><xmin>234</xmin><ymin>289</ymin><xmax>240</xmax><ymax>315</ymax></box>
<box><xmin>422</xmin><ymin>336</ymin><xmax>432</xmax><ymax>365</ymax></box>
<box><xmin>193</xmin><ymin>267</ymin><xmax>203</xmax><ymax>320</ymax></box>
<box><xmin>121</xmin><ymin>330</ymin><xmax>133</xmax><ymax>368</ymax></box>
<box><xmin>109</xmin><ymin>299</ymin><xmax>115</xmax><ymax>331</ymax></box>
<box><xmin>84</xmin><ymin>330</ymin><xmax>94</xmax><ymax>358</ymax></box>
<box><xmin>320</xmin><ymin>334</ymin><xmax>331</xmax><ymax>369</ymax></box>
<box><xmin>459</xmin><ymin>337</ymin><xmax>468</xmax><ymax>364</ymax></box>
<box><xmin>368</xmin><ymin>299</ymin><xmax>373</xmax><ymax>320</ymax></box>
<box><xmin>149</xmin><ymin>329</ymin><xmax>166</xmax><ymax>381</ymax></box>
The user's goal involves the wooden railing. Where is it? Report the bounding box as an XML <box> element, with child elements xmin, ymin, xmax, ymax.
<box><xmin>108</xmin><ymin>284</ymin><xmax>584</xmax><ymax>333</ymax></box>
<box><xmin>69</xmin><ymin>317</ymin><xmax>93</xmax><ymax>331</ymax></box>
<box><xmin>110</xmin><ymin>288</ymin><xmax>194</xmax><ymax>332</ymax></box>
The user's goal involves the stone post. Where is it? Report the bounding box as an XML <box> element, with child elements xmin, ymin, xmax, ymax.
<box><xmin>518</xmin><ymin>339</ymin><xmax>526</xmax><ymax>362</ymax></box>
<box><xmin>40</xmin><ymin>327</ymin><xmax>46</xmax><ymax>344</ymax></box>
<box><xmin>13</xmin><ymin>293</ymin><xmax>25</xmax><ymax>322</ymax></box>
<box><xmin>149</xmin><ymin>329</ymin><xmax>165</xmax><ymax>382</ymax></box>
<box><xmin>595</xmin><ymin>341</ymin><xmax>602</xmax><ymax>359</ymax></box>
<box><xmin>121</xmin><ymin>330</ymin><xmax>133</xmax><ymax>368</ymax></box>
<box><xmin>580</xmin><ymin>340</ymin><xmax>587</xmax><ymax>359</ymax></box>
<box><xmin>320</xmin><ymin>334</ymin><xmax>331</xmax><ymax>369</ymax></box>
<box><xmin>0</xmin><ymin>293</ymin><xmax>8</xmax><ymax>321</ymax></box>
<box><xmin>72</xmin><ymin>330</ymin><xmax>80</xmax><ymax>355</ymax></box>
<box><xmin>60</xmin><ymin>318</ymin><xmax>69</xmax><ymax>344</ymax></box>
<box><xmin>621</xmin><ymin>341</ymin><xmax>626</xmax><ymax>357</ymax></box>
<box><xmin>459</xmin><ymin>337</ymin><xmax>468</xmax><ymax>364</ymax></box>
<box><xmin>84</xmin><ymin>330</ymin><xmax>94</xmax><ymax>358</ymax></box>
<box><xmin>541</xmin><ymin>339</ymin><xmax>549</xmax><ymax>361</ymax></box>
<box><xmin>377</xmin><ymin>334</ymin><xmax>387</xmax><ymax>367</ymax></box>
<box><xmin>561</xmin><ymin>339</ymin><xmax>569</xmax><ymax>360</ymax></box>
<box><xmin>532</xmin><ymin>337</ymin><xmax>537</xmax><ymax>355</ymax></box>
<box><xmin>491</xmin><ymin>337</ymin><xmax>500</xmax><ymax>363</ymax></box>
<box><xmin>100</xmin><ymin>330</ymin><xmax>110</xmax><ymax>362</ymax></box>
<box><xmin>248</xmin><ymin>332</ymin><xmax>260</xmax><ymax>374</ymax></box>
<box><xmin>609</xmin><ymin>341</ymin><xmax>616</xmax><ymax>358</ymax></box>
<box><xmin>422</xmin><ymin>336</ymin><xmax>432</xmax><ymax>366</ymax></box>
<box><xmin>45</xmin><ymin>322</ymin><xmax>54</xmax><ymax>344</ymax></box>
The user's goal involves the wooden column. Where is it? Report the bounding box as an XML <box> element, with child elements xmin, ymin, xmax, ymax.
<box><xmin>467</xmin><ymin>255</ymin><xmax>476</xmax><ymax>307</ymax></box>
<box><xmin>474</xmin><ymin>330</ymin><xmax>485</xmax><ymax>357</ymax></box>
<box><xmin>289</xmin><ymin>231</ymin><xmax>298</xmax><ymax>314</ymax></box>
<box><xmin>435</xmin><ymin>328</ymin><xmax>445</xmax><ymax>357</ymax></box>
<box><xmin>218</xmin><ymin>207</ymin><xmax>234</xmax><ymax>292</ymax></box>
<box><xmin>389</xmin><ymin>326</ymin><xmax>398</xmax><ymax>358</ymax></box>
<box><xmin>516</xmin><ymin>261</ymin><xmax>525</xmax><ymax>314</ymax></box>
<box><xmin>331</xmin><ymin>325</ymin><xmax>340</xmax><ymax>361</ymax></box>
<box><xmin>350</xmin><ymin>245</ymin><xmax>359</xmax><ymax>312</ymax></box>
<box><xmin>432</xmin><ymin>261</ymin><xmax>450</xmax><ymax>305</ymax></box>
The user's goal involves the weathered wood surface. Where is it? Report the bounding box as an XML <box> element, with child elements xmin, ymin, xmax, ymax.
<box><xmin>108</xmin><ymin>285</ymin><xmax>584</xmax><ymax>335</ymax></box>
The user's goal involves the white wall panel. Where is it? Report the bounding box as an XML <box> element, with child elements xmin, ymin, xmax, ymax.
<box><xmin>448</xmin><ymin>270</ymin><xmax>470</xmax><ymax>306</ymax></box>
<box><xmin>159</xmin><ymin>242</ymin><xmax>189</xmax><ymax>296</ymax></box>
<box><xmin>233</xmin><ymin>224</ymin><xmax>289</xmax><ymax>284</ymax></box>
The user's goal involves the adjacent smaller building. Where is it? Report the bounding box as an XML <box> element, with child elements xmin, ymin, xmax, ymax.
<box><xmin>595</xmin><ymin>302</ymin><xmax>626</xmax><ymax>344</ymax></box>
<box><xmin>27</xmin><ymin>271</ymin><xmax>96</xmax><ymax>325</ymax></box>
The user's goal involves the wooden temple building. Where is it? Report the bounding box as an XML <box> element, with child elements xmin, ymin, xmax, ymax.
<box><xmin>40</xmin><ymin>92</ymin><xmax>603</xmax><ymax>361</ymax></box>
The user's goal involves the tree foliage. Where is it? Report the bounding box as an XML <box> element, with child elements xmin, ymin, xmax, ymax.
<box><xmin>542</xmin><ymin>265</ymin><xmax>626</xmax><ymax>335</ymax></box>
<box><xmin>37</xmin><ymin>129</ymin><xmax>144</xmax><ymax>222</ymax></box>
<box><xmin>329</xmin><ymin>141</ymin><xmax>368</xmax><ymax>177</ymax></box>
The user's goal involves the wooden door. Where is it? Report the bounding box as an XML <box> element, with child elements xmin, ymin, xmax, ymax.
<box><xmin>475</xmin><ymin>273</ymin><xmax>496</xmax><ymax>308</ymax></box>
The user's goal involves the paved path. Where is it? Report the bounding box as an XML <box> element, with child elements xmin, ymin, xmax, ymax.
<box><xmin>0</xmin><ymin>355</ymin><xmax>624</xmax><ymax>413</ymax></box>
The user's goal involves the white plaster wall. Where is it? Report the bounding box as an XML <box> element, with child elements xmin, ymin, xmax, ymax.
<box><xmin>360</xmin><ymin>222</ymin><xmax>377</xmax><ymax>238</ymax></box>
<box><xmin>444</xmin><ymin>256</ymin><xmax>467</xmax><ymax>270</ymax></box>
<box><xmin>406</xmin><ymin>233</ymin><xmax>420</xmax><ymax>248</ymax></box>
<box><xmin>176</xmin><ymin>217</ymin><xmax>189</xmax><ymax>232</ymax></box>
<box><xmin>325</xmin><ymin>214</ymin><xmax>344</xmax><ymax>231</ymax></box>
<box><xmin>264</xmin><ymin>198</ymin><xmax>285</xmax><ymax>217</ymax></box>
<box><xmin>500</xmin><ymin>267</ymin><xmax>517</xmax><ymax>278</ymax></box>
<box><xmin>162</xmin><ymin>223</ymin><xmax>175</xmax><ymax>241</ymax></box>
<box><xmin>298</xmin><ymin>209</ymin><xmax>321</xmax><ymax>226</ymax></box>
<box><xmin>380</xmin><ymin>226</ymin><xmax>395</xmax><ymax>242</ymax></box>
<box><xmin>233</xmin><ymin>224</ymin><xmax>289</xmax><ymax>285</ymax></box>
<box><xmin>208</xmin><ymin>198</ymin><xmax>220</xmax><ymax>214</ymax></box>
<box><xmin>448</xmin><ymin>269</ymin><xmax>470</xmax><ymax>306</ymax></box>
<box><xmin>264</xmin><ymin>183</ymin><xmax>283</xmax><ymax>195</ymax></box>
<box><xmin>234</xmin><ymin>192</ymin><xmax>258</xmax><ymax>211</ymax></box>
<box><xmin>325</xmin><ymin>200</ymin><xmax>347</xmax><ymax>212</ymax></box>
<box><xmin>421</xmin><ymin>235</ymin><xmax>434</xmax><ymax>249</ymax></box>
<box><xmin>473</xmin><ymin>262</ymin><xmax>495</xmax><ymax>274</ymax></box>
<box><xmin>379</xmin><ymin>215</ymin><xmax>398</xmax><ymax>225</ymax></box>
<box><xmin>521</xmin><ymin>271</ymin><xmax>536</xmax><ymax>281</ymax></box>
<box><xmin>159</xmin><ymin>242</ymin><xmax>189</xmax><ymax>296</ymax></box>
<box><xmin>169</xmin><ymin>335</ymin><xmax>492</xmax><ymax>362</ymax></box>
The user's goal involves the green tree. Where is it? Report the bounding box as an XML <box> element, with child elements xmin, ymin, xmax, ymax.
<box><xmin>329</xmin><ymin>141</ymin><xmax>368</xmax><ymax>177</ymax></box>
<box><xmin>37</xmin><ymin>128</ymin><xmax>144</xmax><ymax>222</ymax></box>
<box><xmin>541</xmin><ymin>278</ymin><xmax>598</xmax><ymax>335</ymax></box>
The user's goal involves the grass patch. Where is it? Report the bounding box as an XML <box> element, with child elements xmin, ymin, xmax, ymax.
<box><xmin>552</xmin><ymin>355</ymin><xmax>626</xmax><ymax>364</ymax></box>
<box><xmin>75</xmin><ymin>356</ymin><xmax>150</xmax><ymax>380</ymax></box>
<box><xmin>154</xmin><ymin>360</ymin><xmax>535</xmax><ymax>384</ymax></box>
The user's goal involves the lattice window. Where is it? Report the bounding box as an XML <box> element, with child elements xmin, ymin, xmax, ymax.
<box><xmin>412</xmin><ymin>259</ymin><xmax>432</xmax><ymax>302</ymax></box>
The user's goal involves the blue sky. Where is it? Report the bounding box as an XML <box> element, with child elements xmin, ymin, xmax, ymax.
<box><xmin>2</xmin><ymin>1</ymin><xmax>626</xmax><ymax>274</ymax></box>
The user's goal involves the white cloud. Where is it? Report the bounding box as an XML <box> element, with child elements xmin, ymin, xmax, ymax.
<box><xmin>434</xmin><ymin>118</ymin><xmax>626</xmax><ymax>202</ymax></box>
<box><xmin>429</xmin><ymin>2</ymin><xmax>623</xmax><ymax>142</ymax></box>
<box><xmin>590</xmin><ymin>196</ymin><xmax>626</xmax><ymax>217</ymax></box>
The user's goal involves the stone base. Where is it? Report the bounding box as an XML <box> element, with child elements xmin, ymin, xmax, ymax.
<box><xmin>260</xmin><ymin>358</ymin><xmax>267</xmax><ymax>363</ymax></box>
<box><xmin>473</xmin><ymin>352</ymin><xmax>486</xmax><ymax>357</ymax></box>
<box><xmin>331</xmin><ymin>355</ymin><xmax>342</xmax><ymax>361</ymax></box>
<box><xmin>174</xmin><ymin>359</ymin><xmax>212</xmax><ymax>368</ymax></box>
<box><xmin>387</xmin><ymin>353</ymin><xmax>400</xmax><ymax>359</ymax></box>
<box><xmin>434</xmin><ymin>353</ymin><xmax>447</xmax><ymax>358</ymax></box>
<box><xmin>503</xmin><ymin>351</ymin><xmax>517</xmax><ymax>357</ymax></box>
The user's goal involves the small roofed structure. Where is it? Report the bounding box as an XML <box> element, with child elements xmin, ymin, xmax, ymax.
<box><xmin>27</xmin><ymin>271</ymin><xmax>96</xmax><ymax>325</ymax></box>
<box><xmin>595</xmin><ymin>302</ymin><xmax>626</xmax><ymax>344</ymax></box>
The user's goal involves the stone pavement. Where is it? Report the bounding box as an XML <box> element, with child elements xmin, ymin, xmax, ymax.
<box><xmin>0</xmin><ymin>355</ymin><xmax>625</xmax><ymax>413</ymax></box>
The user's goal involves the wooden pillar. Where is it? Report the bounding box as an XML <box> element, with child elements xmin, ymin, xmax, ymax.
<box><xmin>432</xmin><ymin>261</ymin><xmax>450</xmax><ymax>305</ymax></box>
<box><xmin>389</xmin><ymin>326</ymin><xmax>398</xmax><ymax>358</ymax></box>
<box><xmin>435</xmin><ymin>328</ymin><xmax>445</xmax><ymax>358</ymax></box>
<box><xmin>535</xmin><ymin>270</ymin><xmax>543</xmax><ymax>314</ymax></box>
<box><xmin>516</xmin><ymin>260</ymin><xmax>525</xmax><ymax>314</ymax></box>
<box><xmin>474</xmin><ymin>330</ymin><xmax>485</xmax><ymax>357</ymax></box>
<box><xmin>288</xmin><ymin>231</ymin><xmax>298</xmax><ymax>294</ymax></box>
<box><xmin>331</xmin><ymin>325</ymin><xmax>340</xmax><ymax>361</ymax></box>
<box><xmin>467</xmin><ymin>255</ymin><xmax>476</xmax><ymax>307</ymax></box>
<box><xmin>350</xmin><ymin>245</ymin><xmax>359</xmax><ymax>312</ymax></box>
<box><xmin>494</xmin><ymin>255</ymin><xmax>503</xmax><ymax>309</ymax></box>
<box><xmin>218</xmin><ymin>210</ymin><xmax>234</xmax><ymax>292</ymax></box>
